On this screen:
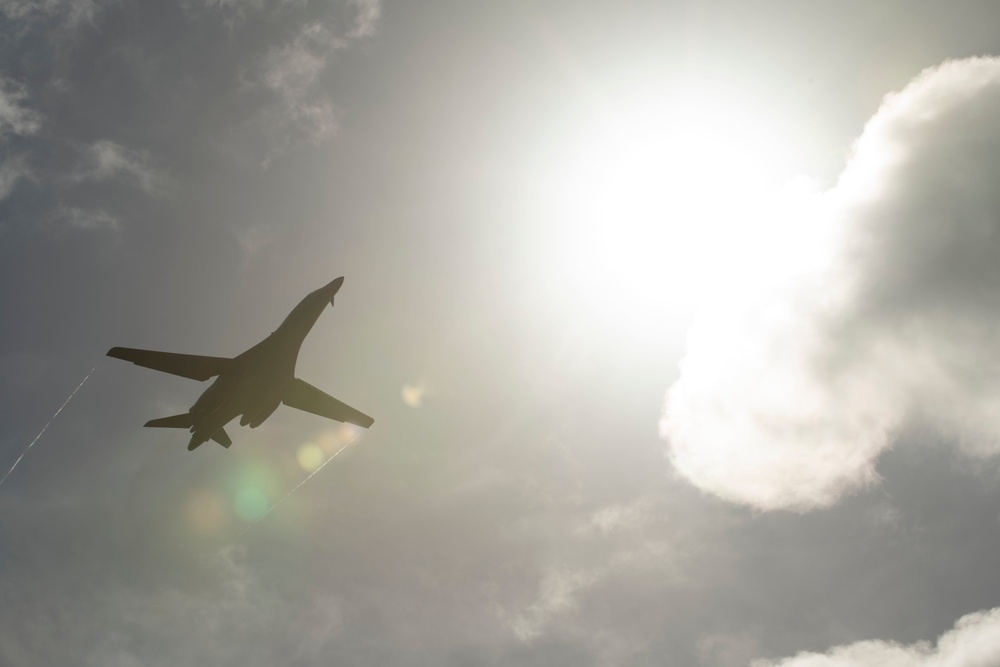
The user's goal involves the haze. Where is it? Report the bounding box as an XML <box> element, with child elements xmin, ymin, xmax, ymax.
<box><xmin>4</xmin><ymin>2</ymin><xmax>1000</xmax><ymax>665</ymax></box>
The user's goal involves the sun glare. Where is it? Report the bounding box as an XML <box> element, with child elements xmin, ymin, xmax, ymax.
<box><xmin>546</xmin><ymin>91</ymin><xmax>799</xmax><ymax>336</ymax></box>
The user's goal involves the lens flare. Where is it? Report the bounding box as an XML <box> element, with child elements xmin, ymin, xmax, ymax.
<box><xmin>186</xmin><ymin>490</ymin><xmax>227</xmax><ymax>535</ymax></box>
<box><xmin>236</xmin><ymin>432</ymin><xmax>362</xmax><ymax>541</ymax></box>
<box><xmin>310</xmin><ymin>424</ymin><xmax>364</xmax><ymax>457</ymax></box>
<box><xmin>402</xmin><ymin>383</ymin><xmax>424</xmax><ymax>408</ymax></box>
<box><xmin>297</xmin><ymin>442</ymin><xmax>325</xmax><ymax>472</ymax></box>
<box><xmin>234</xmin><ymin>486</ymin><xmax>269</xmax><ymax>521</ymax></box>
<box><xmin>230</xmin><ymin>463</ymin><xmax>278</xmax><ymax>522</ymax></box>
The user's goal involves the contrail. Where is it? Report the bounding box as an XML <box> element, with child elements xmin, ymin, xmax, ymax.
<box><xmin>0</xmin><ymin>367</ymin><xmax>96</xmax><ymax>491</ymax></box>
<box><xmin>237</xmin><ymin>435</ymin><xmax>359</xmax><ymax>541</ymax></box>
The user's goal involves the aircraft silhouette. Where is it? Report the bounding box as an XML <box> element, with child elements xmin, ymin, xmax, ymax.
<box><xmin>108</xmin><ymin>276</ymin><xmax>374</xmax><ymax>451</ymax></box>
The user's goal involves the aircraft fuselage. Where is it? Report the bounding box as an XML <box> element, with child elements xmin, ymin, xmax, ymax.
<box><xmin>109</xmin><ymin>275</ymin><xmax>376</xmax><ymax>451</ymax></box>
<box><xmin>182</xmin><ymin>276</ymin><xmax>343</xmax><ymax>450</ymax></box>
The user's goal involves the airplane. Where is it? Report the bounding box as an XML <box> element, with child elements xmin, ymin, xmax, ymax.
<box><xmin>107</xmin><ymin>276</ymin><xmax>374</xmax><ymax>451</ymax></box>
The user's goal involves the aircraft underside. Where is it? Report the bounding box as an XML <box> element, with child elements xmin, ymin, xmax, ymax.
<box><xmin>106</xmin><ymin>277</ymin><xmax>374</xmax><ymax>451</ymax></box>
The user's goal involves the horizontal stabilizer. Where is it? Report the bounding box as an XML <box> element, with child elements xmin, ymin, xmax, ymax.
<box><xmin>107</xmin><ymin>347</ymin><xmax>232</xmax><ymax>382</ymax></box>
<box><xmin>211</xmin><ymin>428</ymin><xmax>232</xmax><ymax>449</ymax></box>
<box><xmin>283</xmin><ymin>378</ymin><xmax>374</xmax><ymax>428</ymax></box>
<box><xmin>145</xmin><ymin>413</ymin><xmax>194</xmax><ymax>429</ymax></box>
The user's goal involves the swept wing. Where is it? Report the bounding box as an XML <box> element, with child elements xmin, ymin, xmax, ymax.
<box><xmin>283</xmin><ymin>378</ymin><xmax>375</xmax><ymax>428</ymax></box>
<box><xmin>107</xmin><ymin>347</ymin><xmax>232</xmax><ymax>382</ymax></box>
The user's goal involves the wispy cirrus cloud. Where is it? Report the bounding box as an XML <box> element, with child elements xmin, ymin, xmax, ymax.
<box><xmin>245</xmin><ymin>2</ymin><xmax>379</xmax><ymax>154</ymax></box>
<box><xmin>346</xmin><ymin>0</ymin><xmax>380</xmax><ymax>38</ymax></box>
<box><xmin>0</xmin><ymin>78</ymin><xmax>41</xmax><ymax>201</ymax></box>
<box><xmin>503</xmin><ymin>496</ymin><xmax>680</xmax><ymax>645</ymax></box>
<box><xmin>73</xmin><ymin>140</ymin><xmax>175</xmax><ymax>197</ymax></box>
<box><xmin>176</xmin><ymin>0</ymin><xmax>380</xmax><ymax>159</ymax></box>
<box><xmin>0</xmin><ymin>78</ymin><xmax>41</xmax><ymax>138</ymax></box>
<box><xmin>197</xmin><ymin>0</ymin><xmax>379</xmax><ymax>36</ymax></box>
<box><xmin>662</xmin><ymin>57</ymin><xmax>1000</xmax><ymax>511</ymax></box>
<box><xmin>257</xmin><ymin>22</ymin><xmax>342</xmax><ymax>147</ymax></box>
<box><xmin>507</xmin><ymin>567</ymin><xmax>599</xmax><ymax>642</ymax></box>
<box><xmin>53</xmin><ymin>206</ymin><xmax>120</xmax><ymax>232</ymax></box>
<box><xmin>0</xmin><ymin>536</ymin><xmax>284</xmax><ymax>666</ymax></box>
<box><xmin>0</xmin><ymin>0</ymin><xmax>117</xmax><ymax>27</ymax></box>
<box><xmin>0</xmin><ymin>156</ymin><xmax>32</xmax><ymax>200</ymax></box>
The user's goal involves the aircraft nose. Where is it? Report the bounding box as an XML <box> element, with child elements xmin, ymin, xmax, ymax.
<box><xmin>325</xmin><ymin>276</ymin><xmax>344</xmax><ymax>301</ymax></box>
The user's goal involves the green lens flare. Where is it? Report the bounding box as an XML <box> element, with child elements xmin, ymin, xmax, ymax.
<box><xmin>234</xmin><ymin>486</ymin><xmax>269</xmax><ymax>521</ymax></box>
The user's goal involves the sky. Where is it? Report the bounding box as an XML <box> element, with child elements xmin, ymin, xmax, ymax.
<box><xmin>4</xmin><ymin>1</ymin><xmax>1000</xmax><ymax>665</ymax></box>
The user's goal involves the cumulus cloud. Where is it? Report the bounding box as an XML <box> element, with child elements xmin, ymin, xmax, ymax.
<box><xmin>755</xmin><ymin>607</ymin><xmax>1000</xmax><ymax>667</ymax></box>
<box><xmin>662</xmin><ymin>57</ymin><xmax>1000</xmax><ymax>511</ymax></box>
<box><xmin>74</xmin><ymin>140</ymin><xmax>175</xmax><ymax>197</ymax></box>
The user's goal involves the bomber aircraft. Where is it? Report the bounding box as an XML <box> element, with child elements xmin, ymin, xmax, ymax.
<box><xmin>108</xmin><ymin>276</ymin><xmax>374</xmax><ymax>450</ymax></box>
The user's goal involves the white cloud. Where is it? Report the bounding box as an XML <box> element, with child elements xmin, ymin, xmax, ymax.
<box><xmin>0</xmin><ymin>155</ymin><xmax>32</xmax><ymax>200</ymax></box>
<box><xmin>0</xmin><ymin>0</ymin><xmax>116</xmax><ymax>26</ymax></box>
<box><xmin>578</xmin><ymin>497</ymin><xmax>655</xmax><ymax>536</ymax></box>
<box><xmin>182</xmin><ymin>2</ymin><xmax>380</xmax><ymax>156</ymax></box>
<box><xmin>346</xmin><ymin>0</ymin><xmax>380</xmax><ymax>38</ymax></box>
<box><xmin>234</xmin><ymin>224</ymin><xmax>274</xmax><ymax>260</ymax></box>
<box><xmin>863</xmin><ymin>501</ymin><xmax>903</xmax><ymax>533</ymax></box>
<box><xmin>247</xmin><ymin>3</ymin><xmax>379</xmax><ymax>152</ymax></box>
<box><xmin>74</xmin><ymin>140</ymin><xmax>175</xmax><ymax>197</ymax></box>
<box><xmin>55</xmin><ymin>206</ymin><xmax>120</xmax><ymax>231</ymax></box>
<box><xmin>504</xmin><ymin>497</ymin><xmax>681</xmax><ymax>644</ymax></box>
<box><xmin>257</xmin><ymin>22</ymin><xmax>342</xmax><ymax>147</ymax></box>
<box><xmin>754</xmin><ymin>606</ymin><xmax>1000</xmax><ymax>667</ymax></box>
<box><xmin>662</xmin><ymin>57</ymin><xmax>1000</xmax><ymax>511</ymax></box>
<box><xmin>507</xmin><ymin>568</ymin><xmax>599</xmax><ymax>642</ymax></box>
<box><xmin>0</xmin><ymin>78</ymin><xmax>40</xmax><ymax>201</ymax></box>
<box><xmin>0</xmin><ymin>78</ymin><xmax>41</xmax><ymax>138</ymax></box>
<box><xmin>0</xmin><ymin>542</ymin><xmax>284</xmax><ymax>667</ymax></box>
<box><xmin>198</xmin><ymin>0</ymin><xmax>380</xmax><ymax>35</ymax></box>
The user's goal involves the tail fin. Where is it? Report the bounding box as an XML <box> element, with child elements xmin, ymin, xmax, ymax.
<box><xmin>211</xmin><ymin>428</ymin><xmax>232</xmax><ymax>449</ymax></box>
<box><xmin>145</xmin><ymin>413</ymin><xmax>194</xmax><ymax>429</ymax></box>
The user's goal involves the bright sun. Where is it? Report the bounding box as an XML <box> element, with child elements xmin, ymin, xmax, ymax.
<box><xmin>544</xmin><ymin>90</ymin><xmax>800</xmax><ymax>337</ymax></box>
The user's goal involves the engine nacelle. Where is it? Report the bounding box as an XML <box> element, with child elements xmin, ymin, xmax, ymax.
<box><xmin>240</xmin><ymin>400</ymin><xmax>280</xmax><ymax>429</ymax></box>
